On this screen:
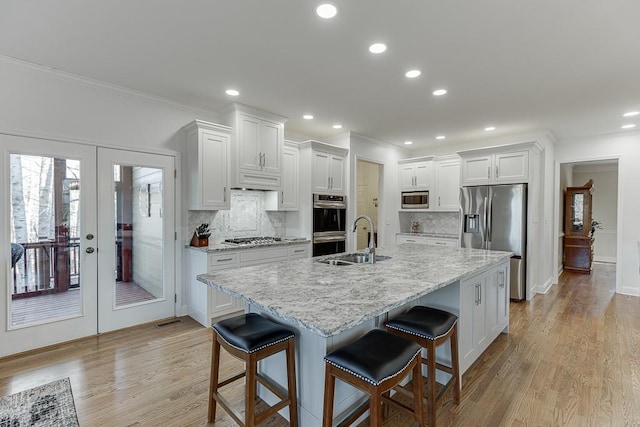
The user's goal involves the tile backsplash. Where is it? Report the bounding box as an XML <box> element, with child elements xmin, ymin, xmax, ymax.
<box><xmin>188</xmin><ymin>190</ymin><xmax>287</xmax><ymax>244</ymax></box>
<box><xmin>399</xmin><ymin>211</ymin><xmax>460</xmax><ymax>235</ymax></box>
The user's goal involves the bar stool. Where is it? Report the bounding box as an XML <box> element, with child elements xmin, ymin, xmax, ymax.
<box><xmin>386</xmin><ymin>306</ymin><xmax>460</xmax><ymax>427</ymax></box>
<box><xmin>322</xmin><ymin>329</ymin><xmax>424</xmax><ymax>426</ymax></box>
<box><xmin>208</xmin><ymin>313</ymin><xmax>298</xmax><ymax>426</ymax></box>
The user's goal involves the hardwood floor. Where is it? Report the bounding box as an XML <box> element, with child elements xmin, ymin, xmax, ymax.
<box><xmin>1</xmin><ymin>263</ymin><xmax>639</xmax><ymax>426</ymax></box>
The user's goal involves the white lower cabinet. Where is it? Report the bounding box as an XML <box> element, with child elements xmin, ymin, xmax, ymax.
<box><xmin>396</xmin><ymin>235</ymin><xmax>428</xmax><ymax>245</ymax></box>
<box><xmin>188</xmin><ymin>244</ymin><xmax>311</xmax><ymax>327</ymax></box>
<box><xmin>396</xmin><ymin>235</ymin><xmax>459</xmax><ymax>247</ymax></box>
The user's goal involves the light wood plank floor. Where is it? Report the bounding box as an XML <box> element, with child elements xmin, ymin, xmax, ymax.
<box><xmin>1</xmin><ymin>263</ymin><xmax>639</xmax><ymax>426</ymax></box>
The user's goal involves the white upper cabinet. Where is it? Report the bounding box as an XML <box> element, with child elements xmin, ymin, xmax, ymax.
<box><xmin>398</xmin><ymin>158</ymin><xmax>432</xmax><ymax>191</ymax></box>
<box><xmin>220</xmin><ymin>104</ymin><xmax>287</xmax><ymax>190</ymax></box>
<box><xmin>309</xmin><ymin>143</ymin><xmax>347</xmax><ymax>195</ymax></box>
<box><xmin>435</xmin><ymin>158</ymin><xmax>461</xmax><ymax>211</ymax></box>
<box><xmin>459</xmin><ymin>148</ymin><xmax>529</xmax><ymax>186</ymax></box>
<box><xmin>265</xmin><ymin>141</ymin><xmax>299</xmax><ymax>211</ymax></box>
<box><xmin>184</xmin><ymin>120</ymin><xmax>230</xmax><ymax>210</ymax></box>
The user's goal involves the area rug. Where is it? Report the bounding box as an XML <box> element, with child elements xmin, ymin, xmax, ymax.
<box><xmin>0</xmin><ymin>378</ymin><xmax>79</xmax><ymax>427</ymax></box>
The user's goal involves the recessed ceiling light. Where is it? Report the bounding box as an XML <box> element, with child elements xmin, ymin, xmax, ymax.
<box><xmin>404</xmin><ymin>141</ymin><xmax>413</xmax><ymax>145</ymax></box>
<box><xmin>316</xmin><ymin>3</ymin><xmax>338</xmax><ymax>19</ymax></box>
<box><xmin>303</xmin><ymin>114</ymin><xmax>314</xmax><ymax>120</ymax></box>
<box><xmin>369</xmin><ymin>43</ymin><xmax>387</xmax><ymax>54</ymax></box>
<box><xmin>333</xmin><ymin>124</ymin><xmax>343</xmax><ymax>129</ymax></box>
<box><xmin>484</xmin><ymin>126</ymin><xmax>496</xmax><ymax>131</ymax></box>
<box><xmin>405</xmin><ymin>70</ymin><xmax>421</xmax><ymax>78</ymax></box>
<box><xmin>225</xmin><ymin>89</ymin><xmax>239</xmax><ymax>96</ymax></box>
<box><xmin>436</xmin><ymin>135</ymin><xmax>446</xmax><ymax>140</ymax></box>
<box><xmin>621</xmin><ymin>124</ymin><xmax>636</xmax><ymax>129</ymax></box>
<box><xmin>432</xmin><ymin>89</ymin><xmax>447</xmax><ymax>96</ymax></box>
<box><xmin>623</xmin><ymin>111</ymin><xmax>639</xmax><ymax>117</ymax></box>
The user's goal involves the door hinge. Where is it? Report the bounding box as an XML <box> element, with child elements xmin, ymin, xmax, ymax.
<box><xmin>174</xmin><ymin>294</ymin><xmax>177</xmax><ymax>303</ymax></box>
<box><xmin>174</xmin><ymin>169</ymin><xmax>177</xmax><ymax>179</ymax></box>
<box><xmin>175</xmin><ymin>231</ymin><xmax>177</xmax><ymax>241</ymax></box>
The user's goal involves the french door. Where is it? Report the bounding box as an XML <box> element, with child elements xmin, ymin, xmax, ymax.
<box><xmin>1</xmin><ymin>135</ymin><xmax>175</xmax><ymax>357</ymax></box>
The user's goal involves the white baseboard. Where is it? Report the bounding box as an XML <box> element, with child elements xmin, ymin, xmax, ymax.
<box><xmin>537</xmin><ymin>277</ymin><xmax>553</xmax><ymax>294</ymax></box>
<box><xmin>594</xmin><ymin>256</ymin><xmax>616</xmax><ymax>264</ymax></box>
<box><xmin>619</xmin><ymin>285</ymin><xmax>640</xmax><ymax>297</ymax></box>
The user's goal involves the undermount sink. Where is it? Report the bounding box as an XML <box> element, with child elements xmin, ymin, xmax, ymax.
<box><xmin>317</xmin><ymin>252</ymin><xmax>392</xmax><ymax>266</ymax></box>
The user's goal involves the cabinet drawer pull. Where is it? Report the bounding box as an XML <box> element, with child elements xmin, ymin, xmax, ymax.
<box><xmin>294</xmin><ymin>249</ymin><xmax>305</xmax><ymax>253</ymax></box>
<box><xmin>435</xmin><ymin>241</ymin><xmax>446</xmax><ymax>245</ymax></box>
<box><xmin>406</xmin><ymin>239</ymin><xmax>416</xmax><ymax>242</ymax></box>
<box><xmin>216</xmin><ymin>258</ymin><xmax>234</xmax><ymax>262</ymax></box>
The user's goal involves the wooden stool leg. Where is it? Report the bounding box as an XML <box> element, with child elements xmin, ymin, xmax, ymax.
<box><xmin>370</xmin><ymin>390</ymin><xmax>383</xmax><ymax>426</ymax></box>
<box><xmin>427</xmin><ymin>343</ymin><xmax>437</xmax><ymax>427</ymax></box>
<box><xmin>451</xmin><ymin>325</ymin><xmax>461</xmax><ymax>405</ymax></box>
<box><xmin>208</xmin><ymin>336</ymin><xmax>221</xmax><ymax>422</ymax></box>
<box><xmin>286</xmin><ymin>339</ymin><xmax>299</xmax><ymax>426</ymax></box>
<box><xmin>246</xmin><ymin>354</ymin><xmax>258</xmax><ymax>427</ymax></box>
<box><xmin>322</xmin><ymin>365</ymin><xmax>336</xmax><ymax>427</ymax></box>
<box><xmin>413</xmin><ymin>359</ymin><xmax>425</xmax><ymax>426</ymax></box>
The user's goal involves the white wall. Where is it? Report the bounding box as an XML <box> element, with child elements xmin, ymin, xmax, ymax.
<box><xmin>0</xmin><ymin>56</ymin><xmax>219</xmax><ymax>315</ymax></box>
<box><xmin>573</xmin><ymin>164</ymin><xmax>618</xmax><ymax>263</ymax></box>
<box><xmin>555</xmin><ymin>131</ymin><xmax>640</xmax><ymax>296</ymax></box>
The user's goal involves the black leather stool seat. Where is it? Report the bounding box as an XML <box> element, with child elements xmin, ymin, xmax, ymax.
<box><xmin>213</xmin><ymin>313</ymin><xmax>295</xmax><ymax>353</ymax></box>
<box><xmin>386</xmin><ymin>306</ymin><xmax>458</xmax><ymax>340</ymax></box>
<box><xmin>324</xmin><ymin>329</ymin><xmax>422</xmax><ymax>386</ymax></box>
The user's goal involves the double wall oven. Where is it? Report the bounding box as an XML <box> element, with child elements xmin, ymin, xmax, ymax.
<box><xmin>312</xmin><ymin>194</ymin><xmax>346</xmax><ymax>256</ymax></box>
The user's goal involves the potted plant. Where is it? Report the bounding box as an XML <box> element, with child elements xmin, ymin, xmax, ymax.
<box><xmin>590</xmin><ymin>219</ymin><xmax>603</xmax><ymax>238</ymax></box>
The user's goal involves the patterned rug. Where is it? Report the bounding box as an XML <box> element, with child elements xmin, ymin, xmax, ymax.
<box><xmin>0</xmin><ymin>378</ymin><xmax>79</xmax><ymax>427</ymax></box>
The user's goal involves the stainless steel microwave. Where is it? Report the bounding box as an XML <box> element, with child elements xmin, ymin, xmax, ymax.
<box><xmin>401</xmin><ymin>191</ymin><xmax>429</xmax><ymax>209</ymax></box>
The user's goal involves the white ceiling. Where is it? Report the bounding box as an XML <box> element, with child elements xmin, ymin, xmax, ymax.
<box><xmin>1</xmin><ymin>1</ymin><xmax>639</xmax><ymax>149</ymax></box>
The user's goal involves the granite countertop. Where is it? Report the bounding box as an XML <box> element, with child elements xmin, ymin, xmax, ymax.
<box><xmin>197</xmin><ymin>245</ymin><xmax>511</xmax><ymax>337</ymax></box>
<box><xmin>396</xmin><ymin>232</ymin><xmax>459</xmax><ymax>239</ymax></box>
<box><xmin>188</xmin><ymin>238</ymin><xmax>310</xmax><ymax>253</ymax></box>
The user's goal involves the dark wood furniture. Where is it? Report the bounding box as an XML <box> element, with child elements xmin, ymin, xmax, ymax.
<box><xmin>564</xmin><ymin>180</ymin><xmax>594</xmax><ymax>274</ymax></box>
<box><xmin>386</xmin><ymin>305</ymin><xmax>461</xmax><ymax>427</ymax></box>
<box><xmin>208</xmin><ymin>313</ymin><xmax>298</xmax><ymax>426</ymax></box>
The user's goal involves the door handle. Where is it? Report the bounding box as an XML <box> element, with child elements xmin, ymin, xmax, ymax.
<box><xmin>86</xmin><ymin>247</ymin><xmax>95</xmax><ymax>254</ymax></box>
<box><xmin>86</xmin><ymin>233</ymin><xmax>94</xmax><ymax>240</ymax></box>
<box><xmin>487</xmin><ymin>166</ymin><xmax>490</xmax><ymax>179</ymax></box>
<box><xmin>496</xmin><ymin>165</ymin><xmax>499</xmax><ymax>178</ymax></box>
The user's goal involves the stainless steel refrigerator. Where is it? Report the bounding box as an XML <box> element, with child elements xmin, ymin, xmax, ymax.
<box><xmin>460</xmin><ymin>184</ymin><xmax>527</xmax><ymax>300</ymax></box>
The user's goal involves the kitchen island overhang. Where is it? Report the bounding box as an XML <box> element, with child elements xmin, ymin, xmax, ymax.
<box><xmin>197</xmin><ymin>244</ymin><xmax>512</xmax><ymax>425</ymax></box>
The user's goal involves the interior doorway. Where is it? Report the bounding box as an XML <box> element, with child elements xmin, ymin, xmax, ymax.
<box><xmin>355</xmin><ymin>160</ymin><xmax>381</xmax><ymax>250</ymax></box>
<box><xmin>556</xmin><ymin>159</ymin><xmax>619</xmax><ymax>280</ymax></box>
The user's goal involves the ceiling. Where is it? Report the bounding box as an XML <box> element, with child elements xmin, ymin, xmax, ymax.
<box><xmin>1</xmin><ymin>1</ymin><xmax>639</xmax><ymax>149</ymax></box>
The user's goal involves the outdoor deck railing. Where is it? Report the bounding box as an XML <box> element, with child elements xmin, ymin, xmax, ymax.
<box><xmin>11</xmin><ymin>239</ymin><xmax>80</xmax><ymax>299</ymax></box>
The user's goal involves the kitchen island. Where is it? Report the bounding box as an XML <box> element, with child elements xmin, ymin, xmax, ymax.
<box><xmin>198</xmin><ymin>244</ymin><xmax>512</xmax><ymax>425</ymax></box>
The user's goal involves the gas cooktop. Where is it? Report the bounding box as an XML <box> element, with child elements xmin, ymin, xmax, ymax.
<box><xmin>224</xmin><ymin>236</ymin><xmax>282</xmax><ymax>246</ymax></box>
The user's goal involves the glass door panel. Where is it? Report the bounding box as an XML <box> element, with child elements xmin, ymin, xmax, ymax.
<box><xmin>9</xmin><ymin>154</ymin><xmax>82</xmax><ymax>326</ymax></box>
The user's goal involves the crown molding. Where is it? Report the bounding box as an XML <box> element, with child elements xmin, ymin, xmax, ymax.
<box><xmin>0</xmin><ymin>54</ymin><xmax>216</xmax><ymax>118</ymax></box>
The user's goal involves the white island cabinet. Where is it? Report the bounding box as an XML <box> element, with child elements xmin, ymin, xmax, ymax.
<box><xmin>198</xmin><ymin>245</ymin><xmax>510</xmax><ymax>426</ymax></box>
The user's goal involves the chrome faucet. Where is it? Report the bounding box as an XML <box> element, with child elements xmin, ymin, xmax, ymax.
<box><xmin>351</xmin><ymin>215</ymin><xmax>376</xmax><ymax>263</ymax></box>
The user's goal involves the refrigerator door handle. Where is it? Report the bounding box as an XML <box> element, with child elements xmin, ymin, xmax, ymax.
<box><xmin>487</xmin><ymin>193</ymin><xmax>493</xmax><ymax>246</ymax></box>
<box><xmin>483</xmin><ymin>196</ymin><xmax>489</xmax><ymax>249</ymax></box>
